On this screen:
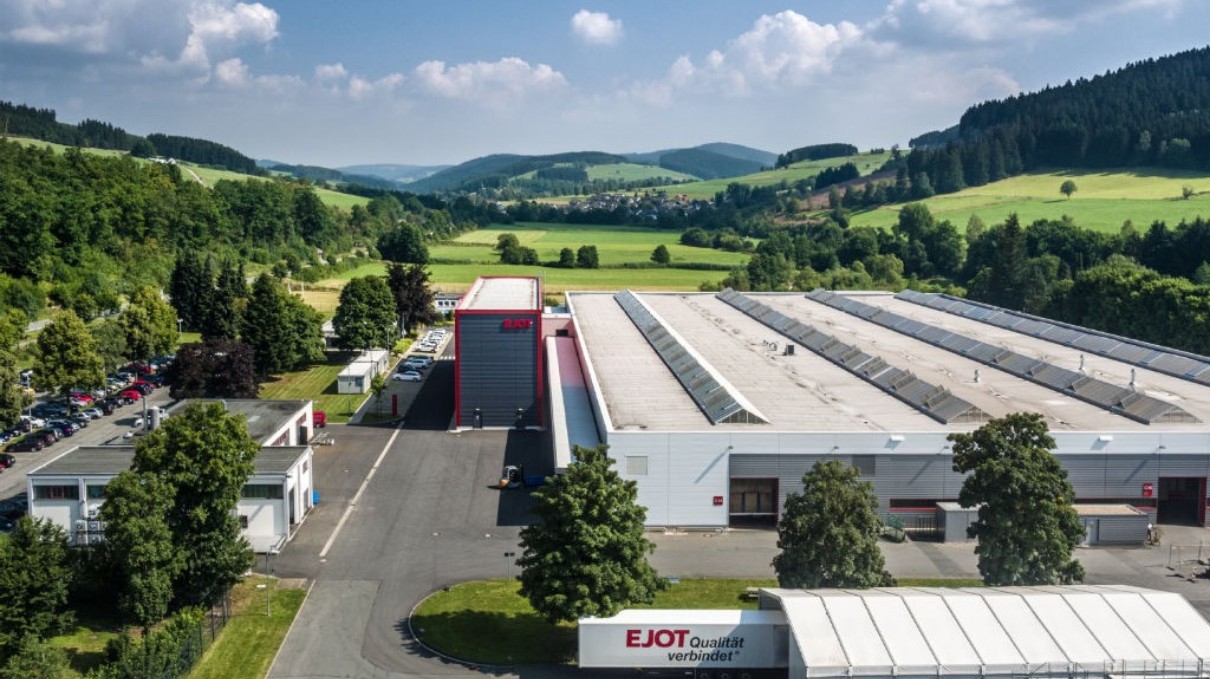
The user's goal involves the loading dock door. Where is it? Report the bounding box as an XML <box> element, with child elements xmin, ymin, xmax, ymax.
<box><xmin>1158</xmin><ymin>477</ymin><xmax>1206</xmax><ymax>525</ymax></box>
<box><xmin>730</xmin><ymin>479</ymin><xmax>778</xmax><ymax>526</ymax></box>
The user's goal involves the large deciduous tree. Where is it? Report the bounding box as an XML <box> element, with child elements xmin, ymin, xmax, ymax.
<box><xmin>0</xmin><ymin>310</ymin><xmax>31</xmax><ymax>427</ymax></box>
<box><xmin>0</xmin><ymin>518</ymin><xmax>74</xmax><ymax>658</ymax></box>
<box><xmin>517</xmin><ymin>444</ymin><xmax>664</xmax><ymax>624</ymax></box>
<box><xmin>773</xmin><ymin>460</ymin><xmax>893</xmax><ymax>588</ymax></box>
<box><xmin>575</xmin><ymin>245</ymin><xmax>599</xmax><ymax>269</ymax></box>
<box><xmin>333</xmin><ymin>276</ymin><xmax>397</xmax><ymax>350</ymax></box>
<box><xmin>377</xmin><ymin>223</ymin><xmax>429</xmax><ymax>263</ymax></box>
<box><xmin>950</xmin><ymin>412</ymin><xmax>1086</xmax><ymax>586</ymax></box>
<box><xmin>33</xmin><ymin>310</ymin><xmax>106</xmax><ymax>408</ymax></box>
<box><xmin>386</xmin><ymin>263</ymin><xmax>439</xmax><ymax>334</ymax></box>
<box><xmin>99</xmin><ymin>472</ymin><xmax>179</xmax><ymax>631</ymax></box>
<box><xmin>121</xmin><ymin>286</ymin><xmax>178</xmax><ymax>363</ymax></box>
<box><xmin>132</xmin><ymin>402</ymin><xmax>258</xmax><ymax>607</ymax></box>
<box><xmin>164</xmin><ymin>340</ymin><xmax>258</xmax><ymax>400</ymax></box>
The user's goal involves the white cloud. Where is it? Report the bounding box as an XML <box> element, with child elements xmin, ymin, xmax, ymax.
<box><xmin>214</xmin><ymin>56</ymin><xmax>251</xmax><ymax>86</ymax></box>
<box><xmin>176</xmin><ymin>0</ymin><xmax>278</xmax><ymax>70</ymax></box>
<box><xmin>314</xmin><ymin>62</ymin><xmax>349</xmax><ymax>83</ymax></box>
<box><xmin>348</xmin><ymin>73</ymin><xmax>405</xmax><ymax>100</ymax></box>
<box><xmin>632</xmin><ymin>10</ymin><xmax>866</xmax><ymax>101</ymax></box>
<box><xmin>570</xmin><ymin>9</ymin><xmax>623</xmax><ymax>46</ymax></box>
<box><xmin>874</xmin><ymin>0</ymin><xmax>1187</xmax><ymax>45</ymax></box>
<box><xmin>414</xmin><ymin>57</ymin><xmax>567</xmax><ymax>105</ymax></box>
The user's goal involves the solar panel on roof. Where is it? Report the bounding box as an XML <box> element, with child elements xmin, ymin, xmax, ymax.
<box><xmin>615</xmin><ymin>290</ymin><xmax>767</xmax><ymax>425</ymax></box>
<box><xmin>722</xmin><ymin>289</ymin><xmax>984</xmax><ymax>424</ymax></box>
<box><xmin>817</xmin><ymin>291</ymin><xmax>1199</xmax><ymax>425</ymax></box>
<box><xmin>894</xmin><ymin>291</ymin><xmax>1210</xmax><ymax>391</ymax></box>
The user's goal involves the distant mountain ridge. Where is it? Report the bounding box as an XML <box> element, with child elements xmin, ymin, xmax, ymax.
<box><xmin>337</xmin><ymin>163</ymin><xmax>449</xmax><ymax>183</ymax></box>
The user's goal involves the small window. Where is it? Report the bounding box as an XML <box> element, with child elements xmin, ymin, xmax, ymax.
<box><xmin>626</xmin><ymin>456</ymin><xmax>648</xmax><ymax>476</ymax></box>
<box><xmin>242</xmin><ymin>484</ymin><xmax>283</xmax><ymax>500</ymax></box>
<box><xmin>852</xmin><ymin>457</ymin><xmax>876</xmax><ymax>477</ymax></box>
<box><xmin>34</xmin><ymin>485</ymin><xmax>79</xmax><ymax>500</ymax></box>
<box><xmin>239</xmin><ymin>515</ymin><xmax>249</xmax><ymax>529</ymax></box>
<box><xmin>86</xmin><ymin>485</ymin><xmax>106</xmax><ymax>500</ymax></box>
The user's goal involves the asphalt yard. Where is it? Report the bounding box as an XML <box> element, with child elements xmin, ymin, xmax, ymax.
<box><xmin>268</xmin><ymin>348</ymin><xmax>1210</xmax><ymax>678</ymax></box>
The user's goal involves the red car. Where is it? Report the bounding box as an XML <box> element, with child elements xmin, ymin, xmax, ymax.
<box><xmin>118</xmin><ymin>389</ymin><xmax>142</xmax><ymax>403</ymax></box>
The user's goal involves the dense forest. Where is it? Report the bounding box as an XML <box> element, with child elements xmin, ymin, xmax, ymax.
<box><xmin>894</xmin><ymin>46</ymin><xmax>1210</xmax><ymax>202</ymax></box>
<box><xmin>775</xmin><ymin>143</ymin><xmax>859</xmax><ymax>168</ymax></box>
<box><xmin>0</xmin><ymin>99</ymin><xmax>263</xmax><ymax>174</ymax></box>
<box><xmin>0</xmin><ymin>139</ymin><xmax>488</xmax><ymax>325</ymax></box>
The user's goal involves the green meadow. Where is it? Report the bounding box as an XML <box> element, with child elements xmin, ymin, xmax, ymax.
<box><xmin>850</xmin><ymin>168</ymin><xmax>1210</xmax><ymax>233</ymax></box>
<box><xmin>432</xmin><ymin>222</ymin><xmax>747</xmax><ymax>266</ymax></box>
<box><xmin>585</xmin><ymin>162</ymin><xmax>696</xmax><ymax>182</ymax></box>
<box><xmin>309</xmin><ymin>222</ymin><xmax>743</xmax><ymax>296</ymax></box>
<box><xmin>654</xmin><ymin>150</ymin><xmax>892</xmax><ymax>200</ymax></box>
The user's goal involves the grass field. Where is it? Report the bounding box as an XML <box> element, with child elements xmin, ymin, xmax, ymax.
<box><xmin>433</xmin><ymin>222</ymin><xmax>748</xmax><ymax>267</ymax></box>
<box><xmin>585</xmin><ymin>162</ymin><xmax>697</xmax><ymax>182</ymax></box>
<box><xmin>413</xmin><ymin>576</ymin><xmax>983</xmax><ymax>665</ymax></box>
<box><xmin>187</xmin><ymin>577</ymin><xmax>307</xmax><ymax>679</ymax></box>
<box><xmin>412</xmin><ymin>578</ymin><xmax>775</xmax><ymax>665</ymax></box>
<box><xmin>257</xmin><ymin>352</ymin><xmax>371</xmax><ymax>423</ymax></box>
<box><xmin>652</xmin><ymin>150</ymin><xmax>892</xmax><ymax>200</ymax></box>
<box><xmin>850</xmin><ymin>168</ymin><xmax>1210</xmax><ymax>233</ymax></box>
<box><xmin>49</xmin><ymin>611</ymin><xmax>123</xmax><ymax>678</ymax></box>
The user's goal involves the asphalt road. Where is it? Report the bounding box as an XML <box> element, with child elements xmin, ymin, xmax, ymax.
<box><xmin>267</xmin><ymin>345</ymin><xmax>1210</xmax><ymax>678</ymax></box>
<box><xmin>0</xmin><ymin>389</ymin><xmax>173</xmax><ymax>501</ymax></box>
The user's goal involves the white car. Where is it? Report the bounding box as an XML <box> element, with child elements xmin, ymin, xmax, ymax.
<box><xmin>83</xmin><ymin>408</ymin><xmax>104</xmax><ymax>419</ymax></box>
<box><xmin>403</xmin><ymin>357</ymin><xmax>433</xmax><ymax>370</ymax></box>
<box><xmin>392</xmin><ymin>370</ymin><xmax>423</xmax><ymax>382</ymax></box>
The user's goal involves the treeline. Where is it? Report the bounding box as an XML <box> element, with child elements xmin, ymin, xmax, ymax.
<box><xmin>894</xmin><ymin>46</ymin><xmax>1210</xmax><ymax>203</ymax></box>
<box><xmin>776</xmin><ymin>143</ymin><xmax>858</xmax><ymax>168</ymax></box>
<box><xmin>146</xmin><ymin>133</ymin><xmax>260</xmax><ymax>174</ymax></box>
<box><xmin>0</xmin><ymin>101</ymin><xmax>139</xmax><ymax>150</ymax></box>
<box><xmin>0</xmin><ymin>139</ymin><xmax>486</xmax><ymax>325</ymax></box>
<box><xmin>708</xmin><ymin>202</ymin><xmax>1210</xmax><ymax>355</ymax></box>
<box><xmin>658</xmin><ymin>148</ymin><xmax>763</xmax><ymax>179</ymax></box>
<box><xmin>1</xmin><ymin>99</ymin><xmax>266</xmax><ymax>174</ymax></box>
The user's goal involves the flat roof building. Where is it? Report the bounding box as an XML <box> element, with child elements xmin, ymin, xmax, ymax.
<box><xmin>456</xmin><ymin>277</ymin><xmax>544</xmax><ymax>429</ymax></box>
<box><xmin>28</xmin><ymin>399</ymin><xmax>316</xmax><ymax>552</ymax></box>
<box><xmin>560</xmin><ymin>289</ymin><xmax>1210</xmax><ymax>528</ymax></box>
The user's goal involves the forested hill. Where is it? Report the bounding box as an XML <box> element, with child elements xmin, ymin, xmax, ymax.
<box><xmin>886</xmin><ymin>46</ymin><xmax>1210</xmax><ymax>202</ymax></box>
<box><xmin>406</xmin><ymin>151</ymin><xmax>628</xmax><ymax>193</ymax></box>
<box><xmin>960</xmin><ymin>45</ymin><xmax>1210</xmax><ymax>169</ymax></box>
<box><xmin>0</xmin><ymin>99</ymin><xmax>262</xmax><ymax>175</ymax></box>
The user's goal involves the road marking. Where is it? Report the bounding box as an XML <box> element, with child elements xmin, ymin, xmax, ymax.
<box><xmin>318</xmin><ymin>423</ymin><xmax>403</xmax><ymax>559</ymax></box>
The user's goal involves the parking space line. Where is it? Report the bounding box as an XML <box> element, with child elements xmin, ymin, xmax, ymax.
<box><xmin>318</xmin><ymin>423</ymin><xmax>403</xmax><ymax>559</ymax></box>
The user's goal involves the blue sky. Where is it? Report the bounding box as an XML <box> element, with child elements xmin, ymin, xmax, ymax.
<box><xmin>2</xmin><ymin>1</ymin><xmax>1208</xmax><ymax>167</ymax></box>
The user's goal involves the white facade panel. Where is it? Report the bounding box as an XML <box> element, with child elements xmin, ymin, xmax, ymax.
<box><xmin>822</xmin><ymin>595</ymin><xmax>893</xmax><ymax>672</ymax></box>
<box><xmin>899</xmin><ymin>592</ymin><xmax>982</xmax><ymax>671</ymax></box>
<box><xmin>1101</xmin><ymin>591</ymin><xmax>1196</xmax><ymax>660</ymax></box>
<box><xmin>1023</xmin><ymin>593</ymin><xmax>1111</xmax><ymax>663</ymax></box>
<box><xmin>241</xmin><ymin>498</ymin><xmax>281</xmax><ymax>543</ymax></box>
<box><xmin>1061</xmin><ymin>591</ymin><xmax>1152</xmax><ymax>659</ymax></box>
<box><xmin>940</xmin><ymin>593</ymin><xmax>1022</xmax><ymax>666</ymax></box>
<box><xmin>665</xmin><ymin>433</ymin><xmax>730</xmax><ymax>526</ymax></box>
<box><xmin>861</xmin><ymin>594</ymin><xmax>937</xmax><ymax>670</ymax></box>
<box><xmin>982</xmin><ymin>593</ymin><xmax>1064</xmax><ymax>664</ymax></box>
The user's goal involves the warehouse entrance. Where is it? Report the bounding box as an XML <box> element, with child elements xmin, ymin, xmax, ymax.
<box><xmin>1157</xmin><ymin>477</ymin><xmax>1206</xmax><ymax>525</ymax></box>
<box><xmin>730</xmin><ymin>478</ymin><xmax>778</xmax><ymax>527</ymax></box>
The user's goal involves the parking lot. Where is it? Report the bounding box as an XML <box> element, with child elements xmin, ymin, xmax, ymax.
<box><xmin>0</xmin><ymin>387</ymin><xmax>174</xmax><ymax>502</ymax></box>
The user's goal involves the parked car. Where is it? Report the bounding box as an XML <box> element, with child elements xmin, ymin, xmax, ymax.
<box><xmin>6</xmin><ymin>435</ymin><xmax>43</xmax><ymax>452</ymax></box>
<box><xmin>313</xmin><ymin>410</ymin><xmax>327</xmax><ymax>428</ymax></box>
<box><xmin>0</xmin><ymin>497</ymin><xmax>27</xmax><ymax>520</ymax></box>
<box><xmin>392</xmin><ymin>370</ymin><xmax>423</xmax><ymax>382</ymax></box>
<box><xmin>19</xmin><ymin>415</ymin><xmax>46</xmax><ymax>430</ymax></box>
<box><xmin>0</xmin><ymin>453</ymin><xmax>15</xmax><ymax>469</ymax></box>
<box><xmin>82</xmin><ymin>407</ymin><xmax>104</xmax><ymax>420</ymax></box>
<box><xmin>47</xmin><ymin>420</ymin><xmax>77</xmax><ymax>436</ymax></box>
<box><xmin>403</xmin><ymin>357</ymin><xmax>433</xmax><ymax>370</ymax></box>
<box><xmin>118</xmin><ymin>389</ymin><xmax>142</xmax><ymax>403</ymax></box>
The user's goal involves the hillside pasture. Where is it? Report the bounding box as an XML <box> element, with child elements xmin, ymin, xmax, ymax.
<box><xmin>850</xmin><ymin>168</ymin><xmax>1210</xmax><ymax>233</ymax></box>
<box><xmin>585</xmin><ymin>162</ymin><xmax>697</xmax><ymax>182</ymax></box>
<box><xmin>8</xmin><ymin>135</ymin><xmax>368</xmax><ymax>209</ymax></box>
<box><xmin>433</xmin><ymin>222</ymin><xmax>748</xmax><ymax>267</ymax></box>
<box><xmin>653</xmin><ymin>150</ymin><xmax>892</xmax><ymax>200</ymax></box>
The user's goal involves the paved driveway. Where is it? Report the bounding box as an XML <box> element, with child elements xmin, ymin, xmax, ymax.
<box><xmin>269</xmin><ymin>351</ymin><xmax>1210</xmax><ymax>677</ymax></box>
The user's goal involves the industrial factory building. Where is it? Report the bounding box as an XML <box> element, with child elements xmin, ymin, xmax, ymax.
<box><xmin>547</xmin><ymin>287</ymin><xmax>1210</xmax><ymax>529</ymax></box>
